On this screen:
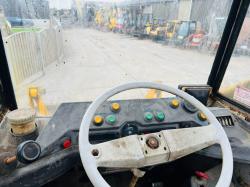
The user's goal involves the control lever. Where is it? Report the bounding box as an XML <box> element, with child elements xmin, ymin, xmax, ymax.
<box><xmin>129</xmin><ymin>168</ymin><xmax>146</xmax><ymax>187</ymax></box>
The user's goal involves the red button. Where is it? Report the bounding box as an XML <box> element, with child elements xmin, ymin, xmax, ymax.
<box><xmin>195</xmin><ymin>171</ymin><xmax>209</xmax><ymax>180</ymax></box>
<box><xmin>63</xmin><ymin>139</ymin><xmax>71</xmax><ymax>149</ymax></box>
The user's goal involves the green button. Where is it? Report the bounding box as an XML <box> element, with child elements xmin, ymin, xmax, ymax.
<box><xmin>144</xmin><ymin>112</ymin><xmax>153</xmax><ymax>121</ymax></box>
<box><xmin>106</xmin><ymin>115</ymin><xmax>116</xmax><ymax>124</ymax></box>
<box><xmin>155</xmin><ymin>112</ymin><xmax>165</xmax><ymax>122</ymax></box>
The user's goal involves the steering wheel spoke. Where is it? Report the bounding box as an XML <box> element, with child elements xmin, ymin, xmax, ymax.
<box><xmin>91</xmin><ymin>125</ymin><xmax>217</xmax><ymax>168</ymax></box>
<box><xmin>163</xmin><ymin>125</ymin><xmax>217</xmax><ymax>161</ymax></box>
<box><xmin>92</xmin><ymin>132</ymin><xmax>170</xmax><ymax>168</ymax></box>
<box><xmin>91</xmin><ymin>135</ymin><xmax>145</xmax><ymax>168</ymax></box>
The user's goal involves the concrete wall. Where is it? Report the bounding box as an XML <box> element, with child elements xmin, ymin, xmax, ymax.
<box><xmin>191</xmin><ymin>0</ymin><xmax>233</xmax><ymax>32</ymax></box>
<box><xmin>178</xmin><ymin>0</ymin><xmax>192</xmax><ymax>20</ymax></box>
<box><xmin>152</xmin><ymin>3</ymin><xmax>168</xmax><ymax>19</ymax></box>
<box><xmin>0</xmin><ymin>0</ymin><xmax>49</xmax><ymax>19</ymax></box>
<box><xmin>151</xmin><ymin>1</ymin><xmax>178</xmax><ymax>20</ymax></box>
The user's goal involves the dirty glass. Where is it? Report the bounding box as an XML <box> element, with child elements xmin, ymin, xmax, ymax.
<box><xmin>0</xmin><ymin>0</ymin><xmax>236</xmax><ymax>115</ymax></box>
<box><xmin>167</xmin><ymin>23</ymin><xmax>174</xmax><ymax>33</ymax></box>
<box><xmin>219</xmin><ymin>7</ymin><xmax>250</xmax><ymax>108</ymax></box>
<box><xmin>178</xmin><ymin>22</ymin><xmax>189</xmax><ymax>36</ymax></box>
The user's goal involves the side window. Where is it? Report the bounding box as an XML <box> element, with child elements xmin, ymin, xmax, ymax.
<box><xmin>219</xmin><ymin>7</ymin><xmax>250</xmax><ymax>107</ymax></box>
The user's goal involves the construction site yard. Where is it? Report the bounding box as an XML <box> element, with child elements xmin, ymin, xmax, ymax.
<box><xmin>15</xmin><ymin>28</ymin><xmax>250</xmax><ymax>114</ymax></box>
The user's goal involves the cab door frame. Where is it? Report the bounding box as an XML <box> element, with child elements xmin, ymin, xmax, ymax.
<box><xmin>0</xmin><ymin>30</ymin><xmax>17</xmax><ymax>110</ymax></box>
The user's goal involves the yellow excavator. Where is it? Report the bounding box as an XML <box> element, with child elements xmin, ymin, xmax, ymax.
<box><xmin>149</xmin><ymin>19</ymin><xmax>163</xmax><ymax>39</ymax></box>
<box><xmin>144</xmin><ymin>22</ymin><xmax>152</xmax><ymax>36</ymax></box>
<box><xmin>95</xmin><ymin>10</ymin><xmax>103</xmax><ymax>26</ymax></box>
<box><xmin>165</xmin><ymin>20</ymin><xmax>181</xmax><ymax>39</ymax></box>
<box><xmin>108</xmin><ymin>9</ymin><xmax>117</xmax><ymax>31</ymax></box>
<box><xmin>109</xmin><ymin>16</ymin><xmax>117</xmax><ymax>30</ymax></box>
<box><xmin>149</xmin><ymin>19</ymin><xmax>180</xmax><ymax>41</ymax></box>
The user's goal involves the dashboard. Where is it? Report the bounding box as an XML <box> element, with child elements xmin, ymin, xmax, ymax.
<box><xmin>38</xmin><ymin>98</ymin><xmax>224</xmax><ymax>156</ymax></box>
<box><xmin>1</xmin><ymin>97</ymin><xmax>250</xmax><ymax>187</ymax></box>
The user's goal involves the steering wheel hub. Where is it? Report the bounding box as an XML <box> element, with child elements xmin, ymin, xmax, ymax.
<box><xmin>146</xmin><ymin>136</ymin><xmax>159</xmax><ymax>149</ymax></box>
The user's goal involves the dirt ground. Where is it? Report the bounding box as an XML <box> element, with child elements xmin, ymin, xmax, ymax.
<box><xmin>15</xmin><ymin>28</ymin><xmax>250</xmax><ymax>113</ymax></box>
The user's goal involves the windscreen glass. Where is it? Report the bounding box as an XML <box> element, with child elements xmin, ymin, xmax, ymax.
<box><xmin>0</xmin><ymin>0</ymin><xmax>234</xmax><ymax>115</ymax></box>
<box><xmin>178</xmin><ymin>22</ymin><xmax>189</xmax><ymax>36</ymax></box>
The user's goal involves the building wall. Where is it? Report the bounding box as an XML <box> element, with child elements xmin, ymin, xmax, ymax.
<box><xmin>0</xmin><ymin>0</ymin><xmax>49</xmax><ymax>19</ymax></box>
<box><xmin>152</xmin><ymin>3</ymin><xmax>167</xmax><ymax>19</ymax></box>
<box><xmin>151</xmin><ymin>1</ymin><xmax>178</xmax><ymax>20</ymax></box>
<box><xmin>178</xmin><ymin>0</ymin><xmax>192</xmax><ymax>20</ymax></box>
<box><xmin>165</xmin><ymin>1</ymin><xmax>179</xmax><ymax>20</ymax></box>
<box><xmin>0</xmin><ymin>0</ymin><xmax>20</xmax><ymax>17</ymax></box>
<box><xmin>191</xmin><ymin>0</ymin><xmax>233</xmax><ymax>32</ymax></box>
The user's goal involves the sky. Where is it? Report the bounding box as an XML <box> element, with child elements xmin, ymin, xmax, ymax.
<box><xmin>49</xmin><ymin>0</ymin><xmax>126</xmax><ymax>9</ymax></box>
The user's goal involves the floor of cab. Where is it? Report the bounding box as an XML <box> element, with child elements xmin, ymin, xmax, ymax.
<box><xmin>43</xmin><ymin>154</ymin><xmax>220</xmax><ymax>187</ymax></box>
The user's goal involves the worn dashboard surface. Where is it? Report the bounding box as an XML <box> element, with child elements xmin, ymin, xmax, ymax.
<box><xmin>1</xmin><ymin>98</ymin><xmax>250</xmax><ymax>187</ymax></box>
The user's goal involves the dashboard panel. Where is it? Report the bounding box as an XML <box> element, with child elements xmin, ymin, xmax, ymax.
<box><xmin>2</xmin><ymin>97</ymin><xmax>250</xmax><ymax>187</ymax></box>
<box><xmin>36</xmin><ymin>98</ymin><xmax>231</xmax><ymax>156</ymax></box>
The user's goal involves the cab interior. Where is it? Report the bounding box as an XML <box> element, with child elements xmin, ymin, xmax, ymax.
<box><xmin>0</xmin><ymin>0</ymin><xmax>250</xmax><ymax>187</ymax></box>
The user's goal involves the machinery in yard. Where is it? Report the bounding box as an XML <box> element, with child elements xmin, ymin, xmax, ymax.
<box><xmin>144</xmin><ymin>18</ymin><xmax>159</xmax><ymax>39</ymax></box>
<box><xmin>125</xmin><ymin>8</ymin><xmax>152</xmax><ymax>39</ymax></box>
<box><xmin>138</xmin><ymin>14</ymin><xmax>153</xmax><ymax>39</ymax></box>
<box><xmin>108</xmin><ymin>14</ymin><xmax>117</xmax><ymax>31</ymax></box>
<box><xmin>165</xmin><ymin>20</ymin><xmax>181</xmax><ymax>40</ymax></box>
<box><xmin>114</xmin><ymin>15</ymin><xmax>124</xmax><ymax>33</ymax></box>
<box><xmin>173</xmin><ymin>20</ymin><xmax>197</xmax><ymax>46</ymax></box>
<box><xmin>149</xmin><ymin>18</ymin><xmax>166</xmax><ymax>40</ymax></box>
<box><xmin>236</xmin><ymin>17</ymin><xmax>250</xmax><ymax>56</ymax></box>
<box><xmin>95</xmin><ymin>10</ymin><xmax>104</xmax><ymax>29</ymax></box>
<box><xmin>237</xmin><ymin>37</ymin><xmax>250</xmax><ymax>56</ymax></box>
<box><xmin>184</xmin><ymin>30</ymin><xmax>206</xmax><ymax>49</ymax></box>
<box><xmin>199</xmin><ymin>17</ymin><xmax>227</xmax><ymax>54</ymax></box>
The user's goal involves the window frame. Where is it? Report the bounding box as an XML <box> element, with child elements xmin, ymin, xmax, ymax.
<box><xmin>207</xmin><ymin>0</ymin><xmax>250</xmax><ymax>113</ymax></box>
<box><xmin>0</xmin><ymin>30</ymin><xmax>17</xmax><ymax>110</ymax></box>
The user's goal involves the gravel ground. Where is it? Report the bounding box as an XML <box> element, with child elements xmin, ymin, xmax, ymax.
<box><xmin>15</xmin><ymin>28</ymin><xmax>250</xmax><ymax>113</ymax></box>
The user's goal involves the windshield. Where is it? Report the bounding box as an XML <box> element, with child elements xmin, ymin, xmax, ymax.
<box><xmin>0</xmin><ymin>0</ymin><xmax>237</xmax><ymax>115</ymax></box>
<box><xmin>219</xmin><ymin>7</ymin><xmax>250</xmax><ymax>108</ymax></box>
<box><xmin>178</xmin><ymin>22</ymin><xmax>189</xmax><ymax>36</ymax></box>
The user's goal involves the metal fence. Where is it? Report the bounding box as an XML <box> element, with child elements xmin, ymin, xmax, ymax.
<box><xmin>3</xmin><ymin>25</ymin><xmax>64</xmax><ymax>87</ymax></box>
<box><xmin>38</xmin><ymin>26</ymin><xmax>63</xmax><ymax>67</ymax></box>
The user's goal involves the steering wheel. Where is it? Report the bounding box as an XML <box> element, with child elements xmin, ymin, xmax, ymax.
<box><xmin>79</xmin><ymin>82</ymin><xmax>233</xmax><ymax>187</ymax></box>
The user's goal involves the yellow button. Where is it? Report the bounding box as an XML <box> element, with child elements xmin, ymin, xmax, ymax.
<box><xmin>93</xmin><ymin>115</ymin><xmax>103</xmax><ymax>125</ymax></box>
<box><xmin>171</xmin><ymin>99</ymin><xmax>179</xmax><ymax>108</ymax></box>
<box><xmin>29</xmin><ymin>87</ymin><xmax>38</xmax><ymax>98</ymax></box>
<box><xmin>111</xmin><ymin>103</ymin><xmax>120</xmax><ymax>112</ymax></box>
<box><xmin>198</xmin><ymin>112</ymin><xmax>207</xmax><ymax>121</ymax></box>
